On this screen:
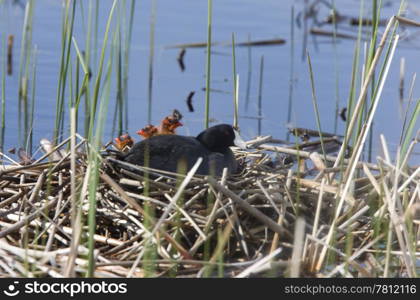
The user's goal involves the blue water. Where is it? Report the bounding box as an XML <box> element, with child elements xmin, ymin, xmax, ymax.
<box><xmin>0</xmin><ymin>0</ymin><xmax>419</xmax><ymax>164</ymax></box>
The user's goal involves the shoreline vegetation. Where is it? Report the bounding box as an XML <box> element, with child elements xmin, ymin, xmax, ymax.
<box><xmin>0</xmin><ymin>130</ymin><xmax>418</xmax><ymax>277</ymax></box>
<box><xmin>0</xmin><ymin>0</ymin><xmax>419</xmax><ymax>277</ymax></box>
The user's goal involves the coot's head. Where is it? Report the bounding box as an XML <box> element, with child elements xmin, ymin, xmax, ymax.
<box><xmin>196</xmin><ymin>124</ymin><xmax>247</xmax><ymax>153</ymax></box>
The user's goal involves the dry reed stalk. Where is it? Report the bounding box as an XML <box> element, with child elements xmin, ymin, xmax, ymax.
<box><xmin>332</xmin><ymin>16</ymin><xmax>396</xmax><ymax>172</ymax></box>
<box><xmin>235</xmin><ymin>247</ymin><xmax>283</xmax><ymax>278</ymax></box>
<box><xmin>315</xmin><ymin>31</ymin><xmax>400</xmax><ymax>273</ymax></box>
<box><xmin>258</xmin><ymin>144</ymin><xmax>379</xmax><ymax>170</ymax></box>
<box><xmin>289</xmin><ymin>217</ymin><xmax>305</xmax><ymax>277</ymax></box>
<box><xmin>64</xmin><ymin>107</ymin><xmax>79</xmax><ymax>277</ymax></box>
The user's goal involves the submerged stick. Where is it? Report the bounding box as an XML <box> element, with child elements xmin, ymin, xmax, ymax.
<box><xmin>7</xmin><ymin>35</ymin><xmax>14</xmax><ymax>75</ymax></box>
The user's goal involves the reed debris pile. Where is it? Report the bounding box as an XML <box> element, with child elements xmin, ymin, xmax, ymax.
<box><xmin>0</xmin><ymin>133</ymin><xmax>418</xmax><ymax>277</ymax></box>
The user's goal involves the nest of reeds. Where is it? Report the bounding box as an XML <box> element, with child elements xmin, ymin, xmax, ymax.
<box><xmin>0</xmin><ymin>133</ymin><xmax>418</xmax><ymax>277</ymax></box>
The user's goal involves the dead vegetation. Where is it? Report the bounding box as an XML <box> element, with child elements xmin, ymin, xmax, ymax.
<box><xmin>0</xmin><ymin>131</ymin><xmax>418</xmax><ymax>278</ymax></box>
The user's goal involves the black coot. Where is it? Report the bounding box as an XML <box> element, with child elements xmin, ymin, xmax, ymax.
<box><xmin>122</xmin><ymin>124</ymin><xmax>246</xmax><ymax>175</ymax></box>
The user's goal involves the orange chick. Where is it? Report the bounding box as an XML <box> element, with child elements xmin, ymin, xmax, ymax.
<box><xmin>157</xmin><ymin>109</ymin><xmax>183</xmax><ymax>135</ymax></box>
<box><xmin>157</xmin><ymin>117</ymin><xmax>183</xmax><ymax>135</ymax></box>
<box><xmin>137</xmin><ymin>109</ymin><xmax>183</xmax><ymax>139</ymax></box>
<box><xmin>114</xmin><ymin>133</ymin><xmax>134</xmax><ymax>151</ymax></box>
<box><xmin>137</xmin><ymin>124</ymin><xmax>158</xmax><ymax>139</ymax></box>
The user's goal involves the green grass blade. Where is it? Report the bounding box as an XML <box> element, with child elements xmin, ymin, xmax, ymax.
<box><xmin>306</xmin><ymin>51</ymin><xmax>327</xmax><ymax>162</ymax></box>
<box><xmin>204</xmin><ymin>0</ymin><xmax>212</xmax><ymax>129</ymax></box>
<box><xmin>231</xmin><ymin>33</ymin><xmax>238</xmax><ymax>128</ymax></box>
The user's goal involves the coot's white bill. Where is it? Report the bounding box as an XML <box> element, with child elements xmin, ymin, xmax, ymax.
<box><xmin>233</xmin><ymin>129</ymin><xmax>247</xmax><ymax>149</ymax></box>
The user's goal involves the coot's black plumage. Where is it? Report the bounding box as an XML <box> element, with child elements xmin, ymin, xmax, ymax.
<box><xmin>122</xmin><ymin>124</ymin><xmax>246</xmax><ymax>176</ymax></box>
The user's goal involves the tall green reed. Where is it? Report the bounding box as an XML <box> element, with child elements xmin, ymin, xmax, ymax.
<box><xmin>231</xmin><ymin>33</ymin><xmax>238</xmax><ymax>128</ymax></box>
<box><xmin>111</xmin><ymin>6</ymin><xmax>123</xmax><ymax>136</ymax></box>
<box><xmin>204</xmin><ymin>0</ymin><xmax>212</xmax><ymax>129</ymax></box>
<box><xmin>306</xmin><ymin>52</ymin><xmax>327</xmax><ymax>162</ymax></box>
<box><xmin>111</xmin><ymin>0</ymin><xmax>135</xmax><ymax>137</ymax></box>
<box><xmin>26</xmin><ymin>48</ymin><xmax>37</xmax><ymax>155</ymax></box>
<box><xmin>86</xmin><ymin>0</ymin><xmax>118</xmax><ymax>276</ymax></box>
<box><xmin>0</xmin><ymin>37</ymin><xmax>5</xmax><ymax>154</ymax></box>
<box><xmin>244</xmin><ymin>34</ymin><xmax>252</xmax><ymax>112</ymax></box>
<box><xmin>82</xmin><ymin>0</ymin><xmax>94</xmax><ymax>138</ymax></box>
<box><xmin>399</xmin><ymin>98</ymin><xmax>420</xmax><ymax>164</ymax></box>
<box><xmin>53</xmin><ymin>0</ymin><xmax>76</xmax><ymax>144</ymax></box>
<box><xmin>147</xmin><ymin>0</ymin><xmax>157</xmax><ymax>124</ymax></box>
<box><xmin>17</xmin><ymin>0</ymin><xmax>34</xmax><ymax>148</ymax></box>
<box><xmin>257</xmin><ymin>56</ymin><xmax>264</xmax><ymax>135</ymax></box>
<box><xmin>71</xmin><ymin>38</ymin><xmax>90</xmax><ymax>113</ymax></box>
<box><xmin>330</xmin><ymin>0</ymin><xmax>341</xmax><ymax>135</ymax></box>
<box><xmin>286</xmin><ymin>5</ymin><xmax>295</xmax><ymax>142</ymax></box>
<box><xmin>365</xmin><ymin>0</ymin><xmax>381</xmax><ymax>163</ymax></box>
<box><xmin>122</xmin><ymin>0</ymin><xmax>135</xmax><ymax>132</ymax></box>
